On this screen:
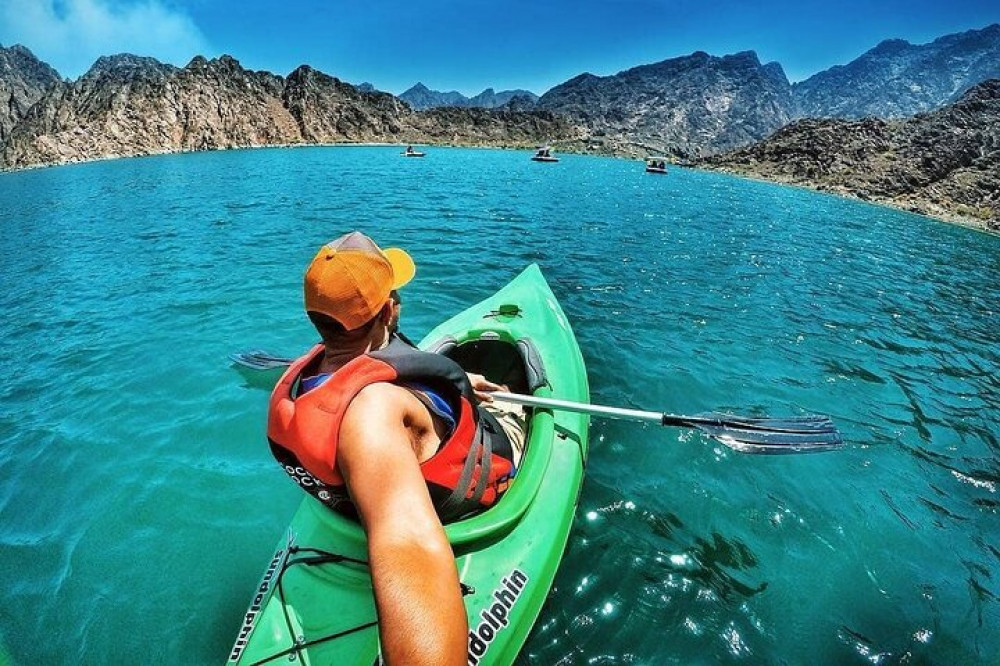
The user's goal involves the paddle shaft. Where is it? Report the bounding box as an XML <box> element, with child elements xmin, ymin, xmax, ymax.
<box><xmin>492</xmin><ymin>391</ymin><xmax>669</xmax><ymax>425</ymax></box>
<box><xmin>231</xmin><ymin>350</ymin><xmax>842</xmax><ymax>451</ymax></box>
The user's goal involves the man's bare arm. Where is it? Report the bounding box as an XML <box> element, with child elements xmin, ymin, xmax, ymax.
<box><xmin>338</xmin><ymin>383</ymin><xmax>467</xmax><ymax>666</ymax></box>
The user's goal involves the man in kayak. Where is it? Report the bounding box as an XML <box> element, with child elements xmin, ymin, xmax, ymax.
<box><xmin>266</xmin><ymin>231</ymin><xmax>525</xmax><ymax>666</ymax></box>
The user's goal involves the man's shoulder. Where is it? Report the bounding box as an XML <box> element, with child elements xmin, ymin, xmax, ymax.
<box><xmin>347</xmin><ymin>381</ymin><xmax>412</xmax><ymax>417</ymax></box>
<box><xmin>339</xmin><ymin>382</ymin><xmax>412</xmax><ymax>455</ymax></box>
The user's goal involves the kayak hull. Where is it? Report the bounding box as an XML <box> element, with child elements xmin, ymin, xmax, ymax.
<box><xmin>228</xmin><ymin>264</ymin><xmax>589</xmax><ymax>666</ymax></box>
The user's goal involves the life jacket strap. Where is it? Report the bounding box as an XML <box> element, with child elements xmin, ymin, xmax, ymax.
<box><xmin>438</xmin><ymin>417</ymin><xmax>492</xmax><ymax>522</ymax></box>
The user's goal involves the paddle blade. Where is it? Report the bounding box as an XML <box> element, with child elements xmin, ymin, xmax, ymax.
<box><xmin>678</xmin><ymin>413</ymin><xmax>844</xmax><ymax>454</ymax></box>
<box><xmin>230</xmin><ymin>350</ymin><xmax>294</xmax><ymax>371</ymax></box>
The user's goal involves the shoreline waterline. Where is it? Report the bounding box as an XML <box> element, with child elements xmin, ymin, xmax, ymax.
<box><xmin>698</xmin><ymin>164</ymin><xmax>1000</xmax><ymax>236</ymax></box>
<box><xmin>2</xmin><ymin>141</ymin><xmax>992</xmax><ymax>235</ymax></box>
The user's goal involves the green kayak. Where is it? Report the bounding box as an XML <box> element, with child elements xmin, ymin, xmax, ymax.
<box><xmin>228</xmin><ymin>264</ymin><xmax>590</xmax><ymax>666</ymax></box>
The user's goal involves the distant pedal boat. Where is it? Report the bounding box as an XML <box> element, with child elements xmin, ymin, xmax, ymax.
<box><xmin>532</xmin><ymin>146</ymin><xmax>559</xmax><ymax>162</ymax></box>
<box><xmin>401</xmin><ymin>147</ymin><xmax>426</xmax><ymax>157</ymax></box>
<box><xmin>645</xmin><ymin>157</ymin><xmax>668</xmax><ymax>174</ymax></box>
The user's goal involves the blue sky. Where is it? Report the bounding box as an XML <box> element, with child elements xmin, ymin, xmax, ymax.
<box><xmin>1</xmin><ymin>0</ymin><xmax>998</xmax><ymax>95</ymax></box>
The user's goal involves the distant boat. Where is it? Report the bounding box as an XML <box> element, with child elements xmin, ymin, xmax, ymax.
<box><xmin>402</xmin><ymin>146</ymin><xmax>426</xmax><ymax>157</ymax></box>
<box><xmin>532</xmin><ymin>146</ymin><xmax>559</xmax><ymax>162</ymax></box>
<box><xmin>645</xmin><ymin>157</ymin><xmax>668</xmax><ymax>174</ymax></box>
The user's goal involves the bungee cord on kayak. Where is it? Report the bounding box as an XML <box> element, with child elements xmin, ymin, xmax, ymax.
<box><xmin>246</xmin><ymin>544</ymin><xmax>376</xmax><ymax>666</ymax></box>
<box><xmin>248</xmin><ymin>542</ymin><xmax>481</xmax><ymax>666</ymax></box>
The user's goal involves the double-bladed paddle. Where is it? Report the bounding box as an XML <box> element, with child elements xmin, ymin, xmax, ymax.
<box><xmin>230</xmin><ymin>350</ymin><xmax>843</xmax><ymax>454</ymax></box>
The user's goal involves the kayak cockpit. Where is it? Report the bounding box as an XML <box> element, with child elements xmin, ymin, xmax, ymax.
<box><xmin>427</xmin><ymin>334</ymin><xmax>548</xmax><ymax>397</ymax></box>
<box><xmin>298</xmin><ymin>333</ymin><xmax>555</xmax><ymax>553</ymax></box>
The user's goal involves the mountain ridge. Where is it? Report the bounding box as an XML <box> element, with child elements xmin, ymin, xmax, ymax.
<box><xmin>536</xmin><ymin>49</ymin><xmax>795</xmax><ymax>157</ymax></box>
<box><xmin>399</xmin><ymin>83</ymin><xmax>539</xmax><ymax>110</ymax></box>
<box><xmin>0</xmin><ymin>43</ymin><xmax>62</xmax><ymax>145</ymax></box>
<box><xmin>793</xmin><ymin>23</ymin><xmax>1000</xmax><ymax>119</ymax></box>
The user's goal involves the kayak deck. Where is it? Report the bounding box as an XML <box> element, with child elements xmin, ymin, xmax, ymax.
<box><xmin>228</xmin><ymin>264</ymin><xmax>589</xmax><ymax>666</ymax></box>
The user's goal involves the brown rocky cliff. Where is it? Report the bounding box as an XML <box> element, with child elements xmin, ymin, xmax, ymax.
<box><xmin>0</xmin><ymin>44</ymin><xmax>62</xmax><ymax>146</ymax></box>
<box><xmin>1</xmin><ymin>54</ymin><xmax>305</xmax><ymax>167</ymax></box>
<box><xmin>282</xmin><ymin>65</ymin><xmax>411</xmax><ymax>142</ymax></box>
<box><xmin>412</xmin><ymin>106</ymin><xmax>582</xmax><ymax>147</ymax></box>
<box><xmin>536</xmin><ymin>50</ymin><xmax>795</xmax><ymax>157</ymax></box>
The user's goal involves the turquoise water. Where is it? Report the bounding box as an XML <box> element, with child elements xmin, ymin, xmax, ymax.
<box><xmin>0</xmin><ymin>146</ymin><xmax>998</xmax><ymax>664</ymax></box>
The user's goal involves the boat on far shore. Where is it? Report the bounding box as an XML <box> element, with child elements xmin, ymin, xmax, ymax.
<box><xmin>645</xmin><ymin>157</ymin><xmax>668</xmax><ymax>174</ymax></box>
<box><xmin>531</xmin><ymin>146</ymin><xmax>559</xmax><ymax>162</ymax></box>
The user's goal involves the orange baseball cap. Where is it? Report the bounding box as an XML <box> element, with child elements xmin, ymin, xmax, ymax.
<box><xmin>303</xmin><ymin>231</ymin><xmax>416</xmax><ymax>330</ymax></box>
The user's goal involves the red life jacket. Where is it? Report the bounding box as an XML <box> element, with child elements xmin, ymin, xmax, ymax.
<box><xmin>267</xmin><ymin>335</ymin><xmax>516</xmax><ymax>522</ymax></box>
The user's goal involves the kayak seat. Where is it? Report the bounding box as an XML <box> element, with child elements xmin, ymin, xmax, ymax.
<box><xmin>426</xmin><ymin>336</ymin><xmax>548</xmax><ymax>394</ymax></box>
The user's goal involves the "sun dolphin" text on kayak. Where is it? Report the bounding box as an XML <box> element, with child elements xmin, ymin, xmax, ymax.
<box><xmin>467</xmin><ymin>569</ymin><xmax>529</xmax><ymax>665</ymax></box>
<box><xmin>228</xmin><ymin>542</ymin><xmax>289</xmax><ymax>663</ymax></box>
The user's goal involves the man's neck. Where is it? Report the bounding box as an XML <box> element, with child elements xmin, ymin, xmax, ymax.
<box><xmin>319</xmin><ymin>332</ymin><xmax>391</xmax><ymax>373</ymax></box>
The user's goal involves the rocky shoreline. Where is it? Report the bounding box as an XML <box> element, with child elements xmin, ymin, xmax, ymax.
<box><xmin>691</xmin><ymin>164</ymin><xmax>1000</xmax><ymax>235</ymax></box>
<box><xmin>700</xmin><ymin>80</ymin><xmax>1000</xmax><ymax>233</ymax></box>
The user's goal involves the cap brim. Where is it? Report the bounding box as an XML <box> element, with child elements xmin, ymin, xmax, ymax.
<box><xmin>384</xmin><ymin>248</ymin><xmax>416</xmax><ymax>289</ymax></box>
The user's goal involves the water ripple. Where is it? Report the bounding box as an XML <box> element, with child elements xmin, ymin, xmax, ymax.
<box><xmin>1</xmin><ymin>147</ymin><xmax>999</xmax><ymax>664</ymax></box>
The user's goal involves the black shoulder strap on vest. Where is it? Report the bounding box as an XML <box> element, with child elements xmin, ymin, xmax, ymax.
<box><xmin>369</xmin><ymin>335</ymin><xmax>476</xmax><ymax>408</ymax></box>
<box><xmin>371</xmin><ymin>335</ymin><xmax>515</xmax><ymax>523</ymax></box>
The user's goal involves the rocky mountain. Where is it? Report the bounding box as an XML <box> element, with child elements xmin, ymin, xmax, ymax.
<box><xmin>399</xmin><ymin>82</ymin><xmax>467</xmax><ymax>109</ymax></box>
<box><xmin>399</xmin><ymin>82</ymin><xmax>538</xmax><ymax>110</ymax></box>
<box><xmin>701</xmin><ymin>79</ymin><xmax>1000</xmax><ymax>231</ymax></box>
<box><xmin>282</xmin><ymin>65</ymin><xmax>412</xmax><ymax>142</ymax></box>
<box><xmin>794</xmin><ymin>23</ymin><xmax>1000</xmax><ymax>119</ymax></box>
<box><xmin>467</xmin><ymin>88</ymin><xmax>539</xmax><ymax>109</ymax></box>
<box><xmin>0</xmin><ymin>44</ymin><xmax>62</xmax><ymax>145</ymax></box>
<box><xmin>536</xmin><ymin>50</ymin><xmax>795</xmax><ymax>157</ymax></box>
<box><xmin>503</xmin><ymin>94</ymin><xmax>539</xmax><ymax>112</ymax></box>
<box><xmin>0</xmin><ymin>54</ymin><xmax>581</xmax><ymax>170</ymax></box>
